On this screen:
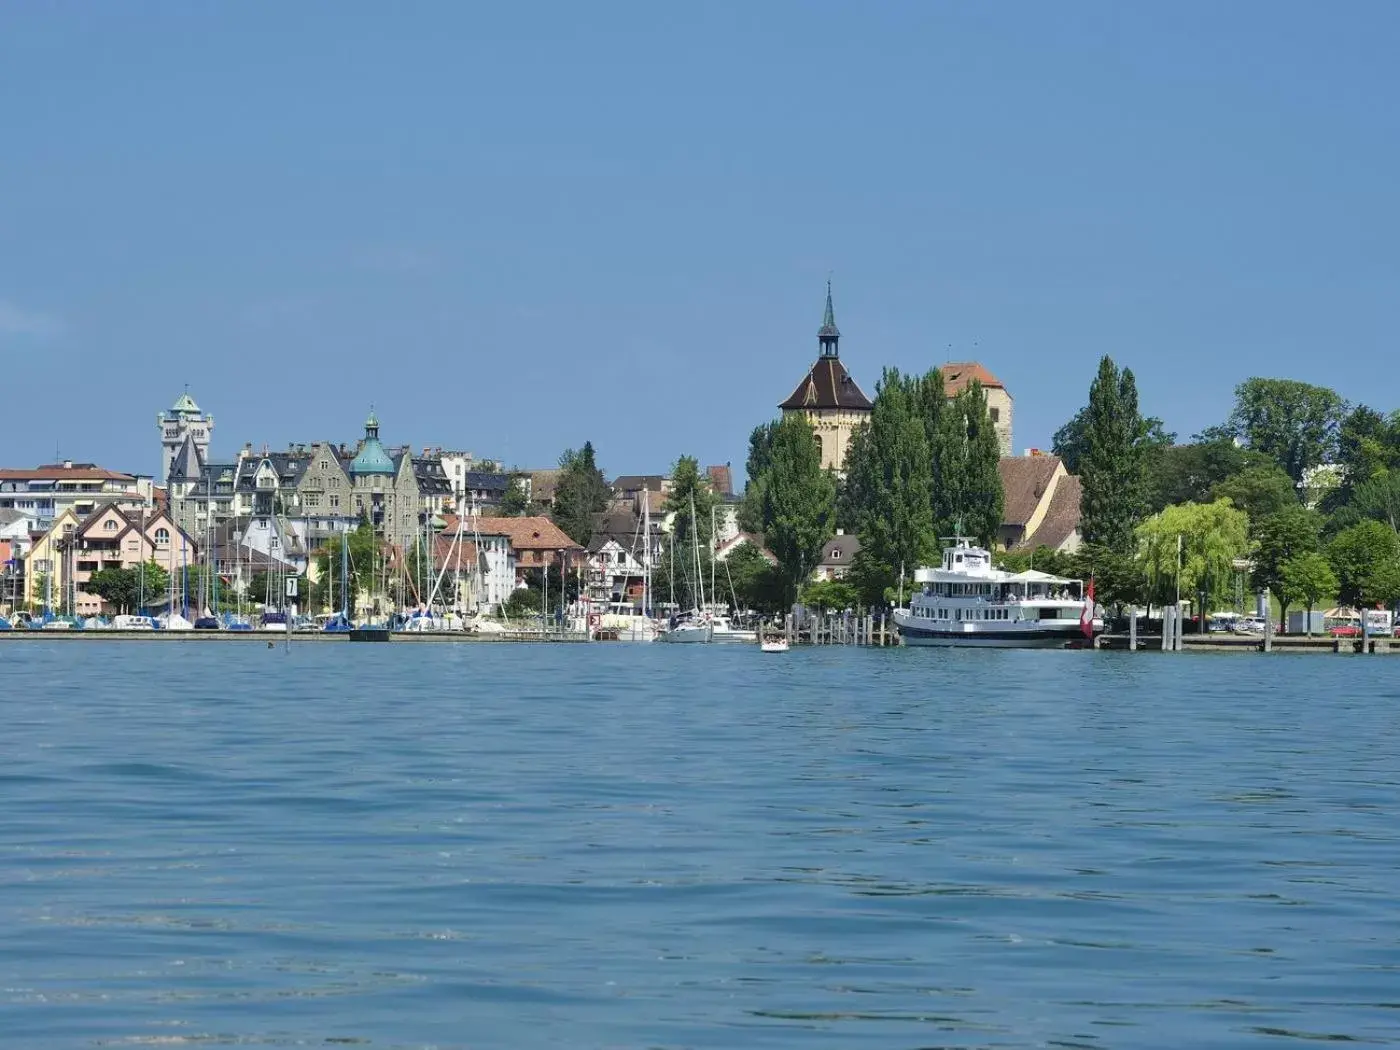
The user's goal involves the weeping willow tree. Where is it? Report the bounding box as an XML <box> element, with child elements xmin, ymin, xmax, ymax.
<box><xmin>1137</xmin><ymin>499</ymin><xmax>1249</xmax><ymax>615</ymax></box>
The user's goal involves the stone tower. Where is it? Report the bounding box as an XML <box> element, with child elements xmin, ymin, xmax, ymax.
<box><xmin>778</xmin><ymin>283</ymin><xmax>873</xmax><ymax>473</ymax></box>
<box><xmin>157</xmin><ymin>390</ymin><xmax>213</xmax><ymax>484</ymax></box>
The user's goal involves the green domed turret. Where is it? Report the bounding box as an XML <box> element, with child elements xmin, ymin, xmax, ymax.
<box><xmin>349</xmin><ymin>412</ymin><xmax>395</xmax><ymax>476</ymax></box>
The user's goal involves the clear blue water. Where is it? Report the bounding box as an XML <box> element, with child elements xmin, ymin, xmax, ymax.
<box><xmin>3</xmin><ymin>642</ymin><xmax>1399</xmax><ymax>1049</ymax></box>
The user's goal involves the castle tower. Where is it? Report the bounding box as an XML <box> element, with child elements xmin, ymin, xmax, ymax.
<box><xmin>157</xmin><ymin>390</ymin><xmax>213</xmax><ymax>483</ymax></box>
<box><xmin>778</xmin><ymin>282</ymin><xmax>872</xmax><ymax>473</ymax></box>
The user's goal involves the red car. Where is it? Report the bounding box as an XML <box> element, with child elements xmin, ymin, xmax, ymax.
<box><xmin>1328</xmin><ymin>624</ymin><xmax>1361</xmax><ymax>637</ymax></box>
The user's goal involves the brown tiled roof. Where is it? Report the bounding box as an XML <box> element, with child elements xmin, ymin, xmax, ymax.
<box><xmin>942</xmin><ymin>362</ymin><xmax>1005</xmax><ymax>396</ymax></box>
<box><xmin>998</xmin><ymin>456</ymin><xmax>1062</xmax><ymax>527</ymax></box>
<box><xmin>451</xmin><ymin>514</ymin><xmax>584</xmax><ymax>552</ymax></box>
<box><xmin>779</xmin><ymin>357</ymin><xmax>873</xmax><ymax>411</ymax></box>
<box><xmin>1026</xmin><ymin>474</ymin><xmax>1082</xmax><ymax>551</ymax></box>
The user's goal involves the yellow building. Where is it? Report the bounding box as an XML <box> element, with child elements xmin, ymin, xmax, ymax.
<box><xmin>779</xmin><ymin>284</ymin><xmax>873</xmax><ymax>473</ymax></box>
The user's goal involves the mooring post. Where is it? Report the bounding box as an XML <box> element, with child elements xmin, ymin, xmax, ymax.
<box><xmin>1263</xmin><ymin>613</ymin><xmax>1273</xmax><ymax>653</ymax></box>
<box><xmin>1160</xmin><ymin>606</ymin><xmax>1172</xmax><ymax>651</ymax></box>
<box><xmin>1129</xmin><ymin>609</ymin><xmax>1138</xmax><ymax>651</ymax></box>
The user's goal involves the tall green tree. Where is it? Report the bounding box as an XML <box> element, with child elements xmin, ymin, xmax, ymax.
<box><xmin>664</xmin><ymin>455</ymin><xmax>720</xmax><ymax>607</ymax></box>
<box><xmin>1055</xmin><ymin>408</ymin><xmax>1172</xmax><ymax>476</ymax></box>
<box><xmin>721</xmin><ymin>542</ymin><xmax>786</xmax><ymax>614</ymax></box>
<box><xmin>498</xmin><ymin>475</ymin><xmax>533</xmax><ymax>516</ymax></box>
<box><xmin>1212</xmin><ymin>462</ymin><xmax>1299</xmax><ymax>521</ymax></box>
<box><xmin>1136</xmin><ymin>500</ymin><xmax>1249</xmax><ymax>613</ymax></box>
<box><xmin>950</xmin><ymin>380</ymin><xmax>1005</xmax><ymax>546</ymax></box>
<box><xmin>1221</xmin><ymin>377</ymin><xmax>1348</xmax><ymax>484</ymax></box>
<box><xmin>1328</xmin><ymin>520</ymin><xmax>1400</xmax><ymax>608</ymax></box>
<box><xmin>1079</xmin><ymin>356</ymin><xmax>1149</xmax><ymax>554</ymax></box>
<box><xmin>847</xmin><ymin>368</ymin><xmax>935</xmax><ymax>598</ymax></box>
<box><xmin>834</xmin><ymin>422</ymin><xmax>873</xmax><ymax>533</ymax></box>
<box><xmin>1330</xmin><ymin>406</ymin><xmax>1400</xmax><ymax>508</ymax></box>
<box><xmin>739</xmin><ymin>421</ymin><xmax>778</xmax><ymax>534</ymax></box>
<box><xmin>1280</xmin><ymin>553</ymin><xmax>1338</xmax><ymax>636</ymax></box>
<box><xmin>1145</xmin><ymin>439</ymin><xmax>1253</xmax><ymax>513</ymax></box>
<box><xmin>760</xmin><ymin>414</ymin><xmax>836</xmax><ymax>605</ymax></box>
<box><xmin>1250</xmin><ymin>505</ymin><xmax>1322</xmax><ymax>630</ymax></box>
<box><xmin>914</xmin><ymin>369</ymin><xmax>960</xmax><ymax>536</ymax></box>
<box><xmin>1351</xmin><ymin>472</ymin><xmax>1400</xmax><ymax>532</ymax></box>
<box><xmin>551</xmin><ymin>442</ymin><xmax>611</xmax><ymax>545</ymax></box>
<box><xmin>310</xmin><ymin>522</ymin><xmax>380</xmax><ymax>612</ymax></box>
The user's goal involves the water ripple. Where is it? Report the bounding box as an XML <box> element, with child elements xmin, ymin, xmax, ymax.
<box><xmin>2</xmin><ymin>643</ymin><xmax>1399</xmax><ymax>1048</ymax></box>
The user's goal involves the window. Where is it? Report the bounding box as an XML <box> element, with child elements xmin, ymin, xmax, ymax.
<box><xmin>103</xmin><ymin>519</ymin><xmax>117</xmax><ymax>531</ymax></box>
<box><xmin>330</xmin><ymin>495</ymin><xmax>341</xmax><ymax>509</ymax></box>
<box><xmin>989</xmin><ymin>407</ymin><xmax>1000</xmax><ymax>423</ymax></box>
<box><xmin>305</xmin><ymin>493</ymin><xmax>321</xmax><ymax>508</ymax></box>
<box><xmin>155</xmin><ymin>528</ymin><xmax>170</xmax><ymax>545</ymax></box>
<box><xmin>830</xmin><ymin>547</ymin><xmax>841</xmax><ymax>560</ymax></box>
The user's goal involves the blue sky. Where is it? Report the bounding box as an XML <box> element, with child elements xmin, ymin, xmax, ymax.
<box><xmin>2</xmin><ymin>1</ymin><xmax>1397</xmax><ymax>482</ymax></box>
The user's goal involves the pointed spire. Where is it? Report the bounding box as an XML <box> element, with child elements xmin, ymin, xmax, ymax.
<box><xmin>818</xmin><ymin>279</ymin><xmax>840</xmax><ymax>357</ymax></box>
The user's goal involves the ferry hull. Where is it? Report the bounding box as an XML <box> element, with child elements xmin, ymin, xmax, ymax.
<box><xmin>894</xmin><ymin>613</ymin><xmax>1089</xmax><ymax>649</ymax></box>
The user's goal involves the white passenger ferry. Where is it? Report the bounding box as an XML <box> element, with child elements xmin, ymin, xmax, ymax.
<box><xmin>893</xmin><ymin>539</ymin><xmax>1100</xmax><ymax>648</ymax></box>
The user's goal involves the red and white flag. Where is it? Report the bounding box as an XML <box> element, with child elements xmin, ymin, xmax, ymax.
<box><xmin>1080</xmin><ymin>577</ymin><xmax>1096</xmax><ymax>638</ymax></box>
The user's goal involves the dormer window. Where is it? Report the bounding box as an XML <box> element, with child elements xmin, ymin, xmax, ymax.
<box><xmin>154</xmin><ymin>528</ymin><xmax>170</xmax><ymax>545</ymax></box>
<box><xmin>830</xmin><ymin>547</ymin><xmax>841</xmax><ymax>560</ymax></box>
<box><xmin>103</xmin><ymin>519</ymin><xmax>117</xmax><ymax>531</ymax></box>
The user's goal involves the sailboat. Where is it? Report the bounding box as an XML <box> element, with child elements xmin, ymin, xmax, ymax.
<box><xmin>595</xmin><ymin>493</ymin><xmax>658</xmax><ymax>641</ymax></box>
<box><xmin>323</xmin><ymin>527</ymin><xmax>353</xmax><ymax>631</ymax></box>
<box><xmin>661</xmin><ymin>494</ymin><xmax>713</xmax><ymax>643</ymax></box>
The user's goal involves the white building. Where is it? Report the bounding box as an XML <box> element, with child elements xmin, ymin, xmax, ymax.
<box><xmin>158</xmin><ymin>391</ymin><xmax>213</xmax><ymax>484</ymax></box>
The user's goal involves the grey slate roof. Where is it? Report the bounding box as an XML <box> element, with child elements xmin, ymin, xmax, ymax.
<box><xmin>167</xmin><ymin>434</ymin><xmax>205</xmax><ymax>483</ymax></box>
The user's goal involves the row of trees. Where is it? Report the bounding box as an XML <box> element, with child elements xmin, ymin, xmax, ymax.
<box><xmin>1046</xmin><ymin>360</ymin><xmax>1400</xmax><ymax>629</ymax></box>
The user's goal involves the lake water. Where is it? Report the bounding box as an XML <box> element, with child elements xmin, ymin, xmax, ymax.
<box><xmin>3</xmin><ymin>642</ymin><xmax>1399</xmax><ymax>1049</ymax></box>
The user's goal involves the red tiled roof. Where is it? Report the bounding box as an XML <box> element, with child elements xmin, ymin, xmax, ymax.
<box><xmin>779</xmin><ymin>357</ymin><xmax>873</xmax><ymax>411</ymax></box>
<box><xmin>942</xmin><ymin>362</ymin><xmax>1005</xmax><ymax>395</ymax></box>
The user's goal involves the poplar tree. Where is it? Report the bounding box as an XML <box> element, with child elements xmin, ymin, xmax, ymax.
<box><xmin>954</xmin><ymin>380</ymin><xmax>1005</xmax><ymax>547</ymax></box>
<box><xmin>852</xmin><ymin>368</ymin><xmax>935</xmax><ymax>592</ymax></box>
<box><xmin>1080</xmin><ymin>356</ymin><xmax>1147</xmax><ymax>553</ymax></box>
<box><xmin>551</xmin><ymin>442</ymin><xmax>610</xmax><ymax>545</ymax></box>
<box><xmin>916</xmin><ymin>368</ymin><xmax>960</xmax><ymax>539</ymax></box>
<box><xmin>761</xmin><ymin>414</ymin><xmax>836</xmax><ymax>604</ymax></box>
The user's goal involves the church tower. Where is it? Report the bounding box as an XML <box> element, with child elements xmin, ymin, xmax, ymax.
<box><xmin>779</xmin><ymin>283</ymin><xmax>872</xmax><ymax>473</ymax></box>
<box><xmin>157</xmin><ymin>390</ymin><xmax>213</xmax><ymax>484</ymax></box>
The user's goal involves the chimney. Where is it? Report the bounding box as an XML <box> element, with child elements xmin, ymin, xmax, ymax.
<box><xmin>63</xmin><ymin>459</ymin><xmax>73</xmax><ymax>469</ymax></box>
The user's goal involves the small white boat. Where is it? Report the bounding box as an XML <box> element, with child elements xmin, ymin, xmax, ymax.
<box><xmin>760</xmin><ymin>636</ymin><xmax>789</xmax><ymax>653</ymax></box>
<box><xmin>112</xmin><ymin>614</ymin><xmax>157</xmax><ymax>630</ymax></box>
